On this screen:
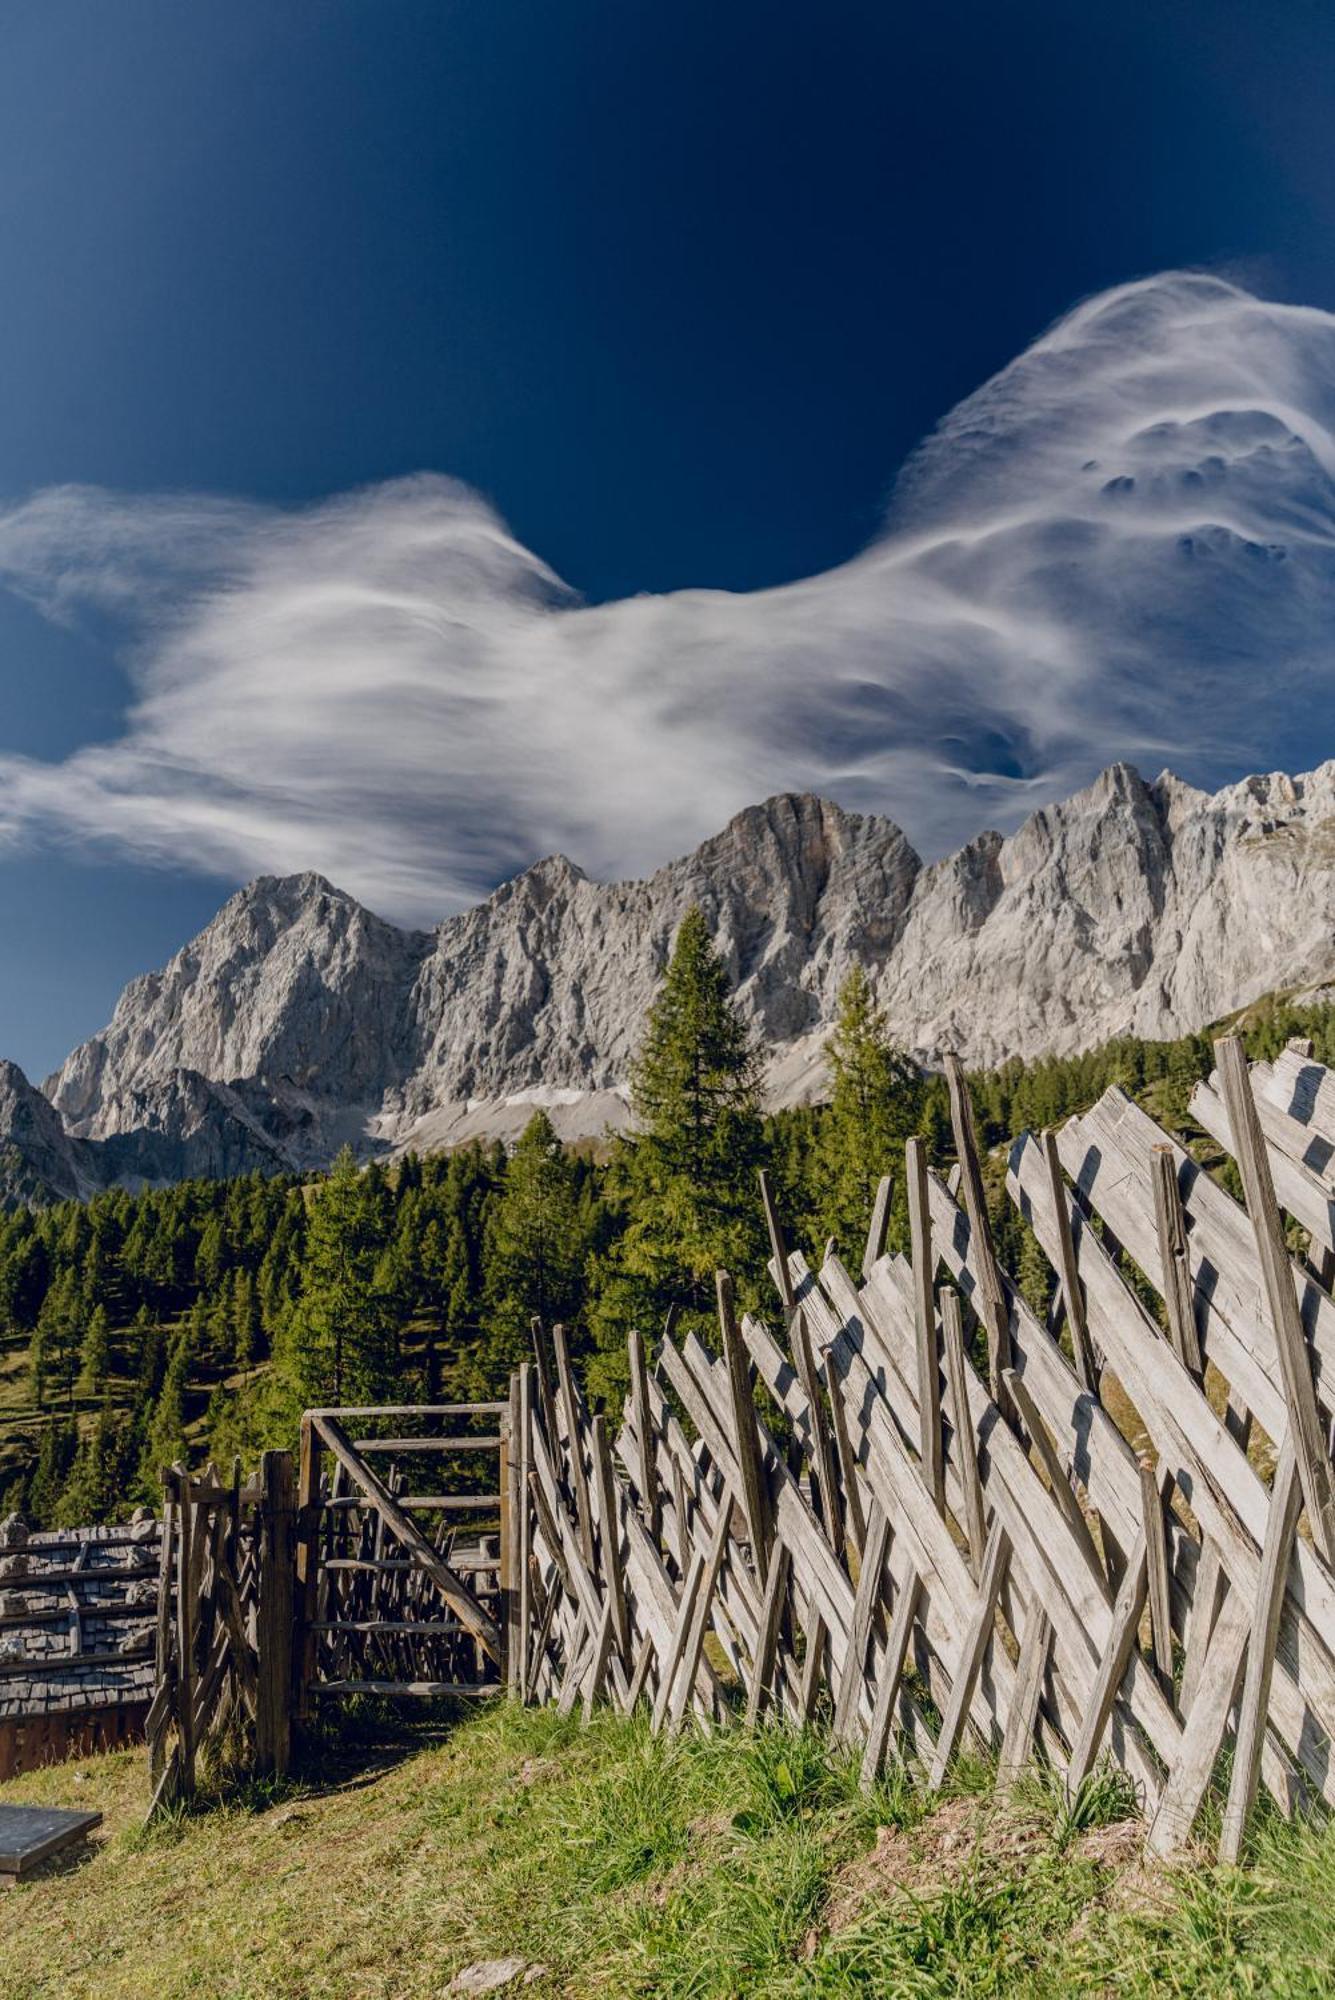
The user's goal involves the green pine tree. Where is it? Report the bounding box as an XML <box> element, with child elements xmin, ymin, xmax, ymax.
<box><xmin>274</xmin><ymin>1147</ymin><xmax>395</xmax><ymax>1410</ymax></box>
<box><xmin>140</xmin><ymin>1325</ymin><xmax>192</xmax><ymax>1490</ymax></box>
<box><xmin>594</xmin><ymin>906</ymin><xmax>765</xmax><ymax>1371</ymax></box>
<box><xmin>818</xmin><ymin>966</ymin><xmax>923</xmax><ymax>1257</ymax></box>
<box><xmin>483</xmin><ymin>1112</ymin><xmax>590</xmax><ymax>1373</ymax></box>
<box><xmin>77</xmin><ymin>1302</ymin><xmax>112</xmax><ymax>1399</ymax></box>
<box><xmin>28</xmin><ymin>1416</ymin><xmax>78</xmax><ymax>1526</ymax></box>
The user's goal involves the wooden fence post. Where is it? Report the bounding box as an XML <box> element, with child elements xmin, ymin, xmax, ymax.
<box><xmin>943</xmin><ymin>1052</ymin><xmax>1014</xmax><ymax>1409</ymax></box>
<box><xmin>293</xmin><ymin>1415</ymin><xmax>323</xmax><ymax>1729</ymax></box>
<box><xmin>716</xmin><ymin>1270</ymin><xmax>773</xmax><ymax>1586</ymax></box>
<box><xmin>1216</xmin><ymin>1034</ymin><xmax>1335</xmax><ymax>1564</ymax></box>
<box><xmin>255</xmin><ymin>1449</ymin><xmax>296</xmax><ymax>1778</ymax></box>
<box><xmin>907</xmin><ymin>1136</ymin><xmax>945</xmax><ymax>1511</ymax></box>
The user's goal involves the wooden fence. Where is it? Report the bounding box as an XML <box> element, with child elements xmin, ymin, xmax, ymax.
<box><xmin>146</xmin><ymin>1032</ymin><xmax>1335</xmax><ymax>1863</ymax></box>
<box><xmin>148</xmin><ymin>1452</ymin><xmax>295</xmax><ymax>1811</ymax></box>
<box><xmin>293</xmin><ymin>1401</ymin><xmax>508</xmax><ymax>1709</ymax></box>
<box><xmin>505</xmin><ymin>1035</ymin><xmax>1335</xmax><ymax>1863</ymax></box>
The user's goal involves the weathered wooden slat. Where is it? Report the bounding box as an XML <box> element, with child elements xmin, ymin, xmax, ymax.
<box><xmin>551</xmin><ymin>1322</ymin><xmax>596</xmax><ymax>1569</ymax></box>
<box><xmin>859</xmin><ymin>1569</ymin><xmax>921</xmax><ymax>1789</ymax></box>
<box><xmin>1146</xmin><ymin>1584</ymin><xmax>1252</xmax><ymax>1857</ymax></box>
<box><xmin>998</xmin><ymin>1597</ymin><xmax>1051</xmax><ymax>1791</ymax></box>
<box><xmin>944</xmin><ymin>1051</ymin><xmax>1012</xmax><ymax>1399</ymax></box>
<box><xmin>789</xmin><ymin>1304</ymin><xmax>843</xmax><ymax>1554</ymax></box>
<box><xmin>590</xmin><ymin>1413</ymin><xmax>631</xmax><ymax>1663</ymax></box>
<box><xmin>1215</xmin><ymin>1036</ymin><xmax>1335</xmax><ymax>1564</ymax></box>
<box><xmin>1139</xmin><ymin>1458</ymin><xmax>1174</xmax><ymax>1680</ymax></box>
<box><xmin>929</xmin><ymin>1515</ymin><xmax>1011</xmax><ymax>1789</ymax></box>
<box><xmin>1151</xmin><ymin>1144</ymin><xmax>1204</xmax><ymax>1377</ymax></box>
<box><xmin>940</xmin><ymin>1288</ymin><xmax>987</xmax><ymax>1576</ymax></box>
<box><xmin>832</xmin><ymin>1502</ymin><xmax>891</xmax><ymax>1743</ymax></box>
<box><xmin>907</xmin><ymin>1136</ymin><xmax>945</xmax><ymax>1511</ymax></box>
<box><xmin>1000</xmin><ymin>1365</ymin><xmax>1104</xmax><ymax>1583</ymax></box>
<box><xmin>717</xmin><ymin>1270</ymin><xmax>773</xmax><ymax>1586</ymax></box>
<box><xmin>1042</xmin><ymin>1128</ymin><xmax>1099</xmax><ymax>1391</ymax></box>
<box><xmin>351</xmin><ymin>1437</ymin><xmax>503</xmax><ymax>1454</ymax></box>
<box><xmin>863</xmin><ymin>1173</ymin><xmax>895</xmax><ymax>1282</ymax></box>
<box><xmin>626</xmin><ymin>1327</ymin><xmax>660</xmax><ymax>1538</ymax></box>
<box><xmin>1014</xmin><ymin>1130</ymin><xmax>1335</xmax><ymax>1807</ymax></box>
<box><xmin>1220</xmin><ymin>1447</ymin><xmax>1303</xmax><ymax>1864</ymax></box>
<box><xmin>745</xmin><ymin>1541</ymin><xmax>793</xmax><ymax>1725</ymax></box>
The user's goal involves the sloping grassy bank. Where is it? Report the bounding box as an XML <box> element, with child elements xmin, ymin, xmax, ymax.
<box><xmin>1</xmin><ymin>1702</ymin><xmax>1332</xmax><ymax>1998</ymax></box>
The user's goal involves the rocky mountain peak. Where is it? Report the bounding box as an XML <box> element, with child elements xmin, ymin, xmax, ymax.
<box><xmin>9</xmin><ymin>757</ymin><xmax>1335</xmax><ymax>1201</ymax></box>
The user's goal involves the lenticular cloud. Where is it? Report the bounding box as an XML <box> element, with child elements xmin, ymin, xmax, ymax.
<box><xmin>3</xmin><ymin>271</ymin><xmax>1335</xmax><ymax>919</ymax></box>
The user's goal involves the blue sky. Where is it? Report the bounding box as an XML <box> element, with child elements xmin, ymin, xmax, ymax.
<box><xmin>5</xmin><ymin>0</ymin><xmax>1335</xmax><ymax>1078</ymax></box>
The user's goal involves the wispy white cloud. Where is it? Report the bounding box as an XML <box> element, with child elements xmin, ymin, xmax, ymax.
<box><xmin>3</xmin><ymin>271</ymin><xmax>1335</xmax><ymax>919</ymax></box>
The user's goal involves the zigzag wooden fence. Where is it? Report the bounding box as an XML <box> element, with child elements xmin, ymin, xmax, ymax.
<box><xmin>505</xmin><ymin>1034</ymin><xmax>1335</xmax><ymax>1863</ymax></box>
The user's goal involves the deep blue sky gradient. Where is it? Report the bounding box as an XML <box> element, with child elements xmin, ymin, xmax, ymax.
<box><xmin>5</xmin><ymin>0</ymin><xmax>1335</xmax><ymax>1073</ymax></box>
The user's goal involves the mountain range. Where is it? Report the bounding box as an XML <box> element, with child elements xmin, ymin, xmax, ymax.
<box><xmin>4</xmin><ymin>758</ymin><xmax>1335</xmax><ymax>1203</ymax></box>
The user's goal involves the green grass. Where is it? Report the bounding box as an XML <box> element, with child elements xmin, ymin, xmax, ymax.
<box><xmin>2</xmin><ymin>1704</ymin><xmax>1334</xmax><ymax>1997</ymax></box>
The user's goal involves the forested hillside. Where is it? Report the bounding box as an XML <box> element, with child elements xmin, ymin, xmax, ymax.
<box><xmin>1</xmin><ymin>905</ymin><xmax>1329</xmax><ymax>1529</ymax></box>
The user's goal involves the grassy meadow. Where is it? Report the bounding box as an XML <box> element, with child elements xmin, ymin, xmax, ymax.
<box><xmin>1</xmin><ymin>1700</ymin><xmax>1333</xmax><ymax>1998</ymax></box>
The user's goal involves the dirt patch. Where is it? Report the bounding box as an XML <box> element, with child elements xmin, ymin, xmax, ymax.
<box><xmin>820</xmin><ymin>1797</ymin><xmax>1168</xmax><ymax>1946</ymax></box>
<box><xmin>822</xmin><ymin>1794</ymin><xmax>1053</xmax><ymax>1935</ymax></box>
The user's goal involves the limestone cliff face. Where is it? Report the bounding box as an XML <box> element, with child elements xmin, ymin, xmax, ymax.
<box><xmin>12</xmin><ymin>761</ymin><xmax>1335</xmax><ymax>1196</ymax></box>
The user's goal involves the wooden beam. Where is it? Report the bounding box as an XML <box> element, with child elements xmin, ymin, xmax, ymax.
<box><xmin>1065</xmin><ymin>1531</ymin><xmax>1148</xmax><ymax>1796</ymax></box>
<box><xmin>944</xmin><ymin>1052</ymin><xmax>1013</xmax><ymax>1401</ymax></box>
<box><xmin>940</xmin><ymin>1288</ymin><xmax>987</xmax><ymax>1577</ymax></box>
<box><xmin>309</xmin><ymin>1415</ymin><xmax>500</xmax><ymax>1662</ymax></box>
<box><xmin>859</xmin><ymin>1570</ymin><xmax>921</xmax><ymax>1789</ymax></box>
<box><xmin>551</xmin><ymin>1322</ymin><xmax>597</xmax><ymax>1568</ymax></box>
<box><xmin>745</xmin><ymin>1541</ymin><xmax>792</xmax><ymax>1726</ymax></box>
<box><xmin>1042</xmin><ymin>1129</ymin><xmax>1099</xmax><ymax>1391</ymax></box>
<box><xmin>833</xmin><ymin>1501</ymin><xmax>891</xmax><ymax>1743</ymax></box>
<box><xmin>590</xmin><ymin>1413</ymin><xmax>631</xmax><ymax>1663</ymax></box>
<box><xmin>1151</xmin><ymin>1145</ymin><xmax>1204</xmax><ymax>1377</ymax></box>
<box><xmin>929</xmin><ymin>1516</ymin><xmax>1011</xmax><ymax>1788</ymax></box>
<box><xmin>716</xmin><ymin>1270</ymin><xmax>773</xmax><ymax>1586</ymax></box>
<box><xmin>1146</xmin><ymin>1585</ymin><xmax>1251</xmax><ymax>1857</ymax></box>
<box><xmin>1215</xmin><ymin>1035</ymin><xmax>1335</xmax><ymax>1564</ymax></box>
<box><xmin>254</xmin><ymin>1449</ymin><xmax>295</xmax><ymax>1778</ymax></box>
<box><xmin>759</xmin><ymin>1168</ymin><xmax>795</xmax><ymax>1310</ymax></box>
<box><xmin>863</xmin><ymin>1174</ymin><xmax>894</xmax><ymax>1282</ymax></box>
<box><xmin>998</xmin><ymin>1598</ymin><xmax>1051</xmax><ymax>1791</ymax></box>
<box><xmin>1219</xmin><ymin>1446</ymin><xmax>1302</xmax><ymax>1864</ymax></box>
<box><xmin>790</xmin><ymin>1304</ymin><xmax>843</xmax><ymax>1554</ymax></box>
<box><xmin>907</xmin><ymin>1137</ymin><xmax>945</xmax><ymax>1511</ymax></box>
<box><xmin>1139</xmin><ymin>1458</ymin><xmax>1174</xmax><ymax>1680</ymax></box>
<box><xmin>1000</xmin><ymin>1364</ymin><xmax>1104</xmax><ymax>1581</ymax></box>
<box><xmin>626</xmin><ymin>1327</ymin><xmax>661</xmax><ymax>1539</ymax></box>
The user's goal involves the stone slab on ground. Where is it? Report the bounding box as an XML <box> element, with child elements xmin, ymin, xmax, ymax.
<box><xmin>0</xmin><ymin>1804</ymin><xmax>103</xmax><ymax>1879</ymax></box>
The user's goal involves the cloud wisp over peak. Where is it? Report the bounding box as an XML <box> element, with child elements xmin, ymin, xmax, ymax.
<box><xmin>3</xmin><ymin>271</ymin><xmax>1335</xmax><ymax>921</ymax></box>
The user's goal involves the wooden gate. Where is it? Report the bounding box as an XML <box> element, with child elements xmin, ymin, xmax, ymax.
<box><xmin>294</xmin><ymin>1398</ymin><xmax>518</xmax><ymax>1711</ymax></box>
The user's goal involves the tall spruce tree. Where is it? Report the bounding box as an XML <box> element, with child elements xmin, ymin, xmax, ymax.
<box><xmin>275</xmin><ymin>1147</ymin><xmax>395</xmax><ymax>1409</ymax></box>
<box><xmin>484</xmin><ymin>1112</ymin><xmax>588</xmax><ymax>1373</ymax></box>
<box><xmin>595</xmin><ymin>905</ymin><xmax>764</xmax><ymax>1354</ymax></box>
<box><xmin>818</xmin><ymin>966</ymin><xmax>922</xmax><ymax>1258</ymax></box>
<box><xmin>77</xmin><ymin>1303</ymin><xmax>112</xmax><ymax>1399</ymax></box>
